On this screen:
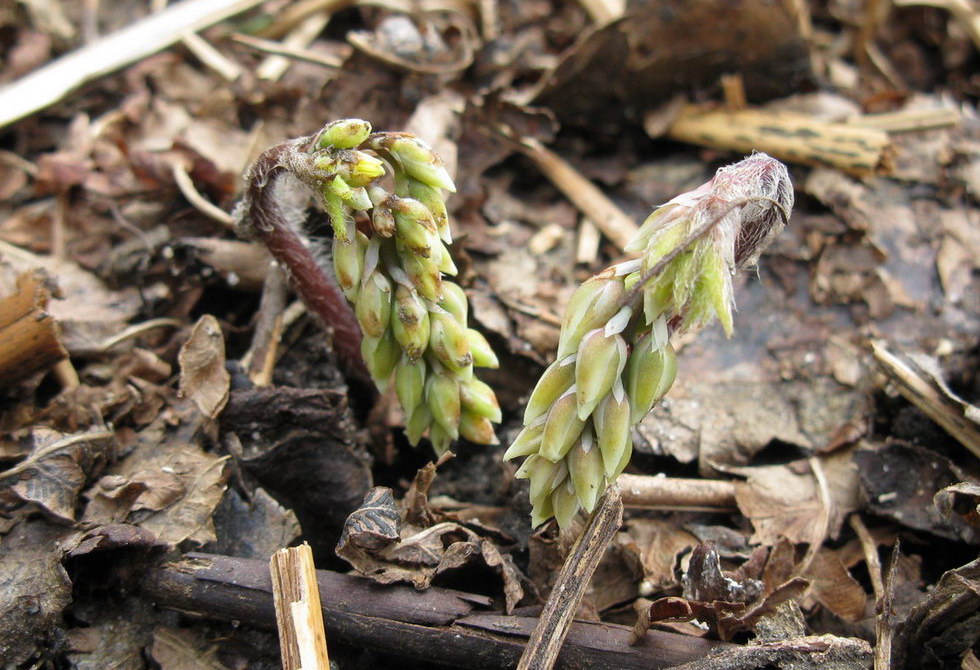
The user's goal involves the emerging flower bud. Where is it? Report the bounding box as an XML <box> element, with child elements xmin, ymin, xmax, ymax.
<box><xmin>316</xmin><ymin>118</ymin><xmax>372</xmax><ymax>149</ymax></box>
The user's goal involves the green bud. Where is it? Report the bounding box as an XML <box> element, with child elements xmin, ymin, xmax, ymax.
<box><xmin>459</xmin><ymin>377</ymin><xmax>501</xmax><ymax>423</ymax></box>
<box><xmin>392</xmin><ymin>197</ymin><xmax>438</xmax><ymax>258</ymax></box>
<box><xmin>436</xmin><ymin>242</ymin><xmax>458</xmax><ymax>276</ymax></box>
<box><xmin>624</xmin><ymin>339</ymin><xmax>677</xmax><ymax>423</ymax></box>
<box><xmin>371</xmin><ymin>205</ymin><xmax>396</xmax><ymax>237</ymax></box>
<box><xmin>430</xmin><ymin>422</ymin><xmax>453</xmax><ymax>456</ymax></box>
<box><xmin>568</xmin><ymin>431</ymin><xmax>604</xmax><ymax>513</ymax></box>
<box><xmin>408</xmin><ymin>179</ymin><xmax>452</xmax><ymax>243</ymax></box>
<box><xmin>405</xmin><ymin>403</ymin><xmax>431</xmax><ymax>446</ymax></box>
<box><xmin>342</xmin><ymin>150</ymin><xmax>386</xmax><ymax>187</ymax></box>
<box><xmin>332</xmin><ymin>231</ymin><xmax>367</xmax><ymax>300</ymax></box>
<box><xmin>327</xmin><ymin>176</ymin><xmax>372</xmax><ymax>210</ymax></box>
<box><xmin>459</xmin><ymin>410</ymin><xmax>498</xmax><ymax>445</ymax></box>
<box><xmin>686</xmin><ymin>244</ymin><xmax>733</xmax><ymax>336</ymax></box>
<box><xmin>552</xmin><ymin>478</ymin><xmax>580</xmax><ymax>529</ymax></box>
<box><xmin>426</xmin><ymin>369</ymin><xmax>460</xmax><ymax>440</ymax></box>
<box><xmin>362</xmin><ymin>330</ymin><xmax>400</xmax><ymax>390</ymax></box>
<box><xmin>524</xmin><ymin>354</ymin><xmax>576</xmax><ymax>423</ymax></box>
<box><xmin>466</xmin><ymin>329</ymin><xmax>499</xmax><ymax>368</ymax></box>
<box><xmin>386</xmin><ymin>136</ymin><xmax>456</xmax><ymax>192</ymax></box>
<box><xmin>429</xmin><ymin>310</ymin><xmax>472</xmax><ymax>374</ymax></box>
<box><xmin>527</xmin><ymin>458</ymin><xmax>567</xmax><ymax>506</ymax></box>
<box><xmin>438</xmin><ymin>282</ymin><xmax>468</xmax><ymax>323</ymax></box>
<box><xmin>575</xmin><ymin>329</ymin><xmax>627</xmax><ymax>420</ymax></box>
<box><xmin>530</xmin><ymin>494</ymin><xmax>555</xmax><ymax>528</ymax></box>
<box><xmin>556</xmin><ymin>274</ymin><xmax>625</xmax><ymax>358</ymax></box>
<box><xmin>612</xmin><ymin>434</ymin><xmax>633</xmax><ymax>478</ymax></box>
<box><xmin>316</xmin><ymin>118</ymin><xmax>372</xmax><ymax>149</ymax></box>
<box><xmin>539</xmin><ymin>390</ymin><xmax>586</xmax><ymax>462</ymax></box>
<box><xmin>323</xmin><ymin>191</ymin><xmax>353</xmax><ymax>244</ymax></box>
<box><xmin>593</xmin><ymin>382</ymin><xmax>631</xmax><ymax>477</ymax></box>
<box><xmin>391</xmin><ymin>285</ymin><xmax>430</xmax><ymax>361</ymax></box>
<box><xmin>395</xmin><ymin>355</ymin><xmax>426</xmax><ymax>418</ymax></box>
<box><xmin>354</xmin><ymin>271</ymin><xmax>392</xmax><ymax>338</ymax></box>
<box><xmin>503</xmin><ymin>418</ymin><xmax>545</xmax><ymax>460</ymax></box>
<box><xmin>401</xmin><ymin>250</ymin><xmax>442</xmax><ymax>302</ymax></box>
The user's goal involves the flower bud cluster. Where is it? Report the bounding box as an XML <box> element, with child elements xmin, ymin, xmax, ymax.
<box><xmin>506</xmin><ymin>153</ymin><xmax>793</xmax><ymax>527</ymax></box>
<box><xmin>312</xmin><ymin>120</ymin><xmax>501</xmax><ymax>454</ymax></box>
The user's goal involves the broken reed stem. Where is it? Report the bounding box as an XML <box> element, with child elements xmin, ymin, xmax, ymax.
<box><xmin>516</xmin><ymin>137</ymin><xmax>639</xmax><ymax>251</ymax></box>
<box><xmin>666</xmin><ymin>105</ymin><xmax>893</xmax><ymax>177</ymax></box>
<box><xmin>0</xmin><ymin>271</ymin><xmax>69</xmax><ymax>386</ymax></box>
<box><xmin>849</xmin><ymin>514</ymin><xmax>893</xmax><ymax>670</ymax></box>
<box><xmin>871</xmin><ymin>341</ymin><xmax>980</xmax><ymax>458</ymax></box>
<box><xmin>244</xmin><ymin>263</ymin><xmax>289</xmax><ymax>386</ymax></box>
<box><xmin>517</xmin><ymin>486</ymin><xmax>624</xmax><ymax>670</ymax></box>
<box><xmin>270</xmin><ymin>543</ymin><xmax>331</xmax><ymax>670</ymax></box>
<box><xmin>618</xmin><ymin>474</ymin><xmax>738</xmax><ymax>510</ymax></box>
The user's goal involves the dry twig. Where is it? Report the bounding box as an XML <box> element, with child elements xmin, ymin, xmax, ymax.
<box><xmin>517</xmin><ymin>487</ymin><xmax>624</xmax><ymax>670</ymax></box>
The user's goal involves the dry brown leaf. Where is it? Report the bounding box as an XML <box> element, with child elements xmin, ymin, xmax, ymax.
<box><xmin>0</xmin><ymin>427</ymin><xmax>114</xmax><ymax>523</ymax></box>
<box><xmin>804</xmin><ymin>547</ymin><xmax>868</xmax><ymax>622</ymax></box>
<box><xmin>0</xmin><ymin>520</ymin><xmax>73</xmax><ymax>667</ymax></box>
<box><xmin>619</xmin><ymin>518</ymin><xmax>698</xmax><ymax>593</ymax></box>
<box><xmin>338</xmin><ymin>472</ymin><xmax>526</xmax><ymax>613</ymax></box>
<box><xmin>150</xmin><ymin>626</ymin><xmax>228</xmax><ymax>670</ymax></box>
<box><xmin>178</xmin><ymin>315</ymin><xmax>230</xmax><ymax>420</ymax></box>
<box><xmin>733</xmin><ymin>451</ymin><xmax>860</xmax><ymax>547</ymax></box>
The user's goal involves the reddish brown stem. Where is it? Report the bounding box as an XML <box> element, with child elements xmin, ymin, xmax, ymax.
<box><xmin>238</xmin><ymin>139</ymin><xmax>369</xmax><ymax>382</ymax></box>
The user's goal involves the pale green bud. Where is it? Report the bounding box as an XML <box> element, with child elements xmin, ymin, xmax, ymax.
<box><xmin>438</xmin><ymin>282</ymin><xmax>468</xmax><ymax>323</ymax></box>
<box><xmin>316</xmin><ymin>118</ymin><xmax>371</xmax><ymax>149</ymax></box>
<box><xmin>575</xmin><ymin>329</ymin><xmax>627</xmax><ymax>420</ymax></box>
<box><xmin>341</xmin><ymin>150</ymin><xmax>386</xmax><ymax>187</ymax></box>
<box><xmin>530</xmin><ymin>494</ymin><xmax>555</xmax><ymax>528</ymax></box>
<box><xmin>395</xmin><ymin>355</ymin><xmax>426</xmax><ymax>418</ymax></box>
<box><xmin>503</xmin><ymin>418</ymin><xmax>545</xmax><ymax>460</ymax></box>
<box><xmin>466</xmin><ymin>329</ymin><xmax>499</xmax><ymax>368</ymax></box>
<box><xmin>459</xmin><ymin>410</ymin><xmax>498</xmax><ymax>445</ymax></box>
<box><xmin>552</xmin><ymin>478</ymin><xmax>580</xmax><ymax>529</ymax></box>
<box><xmin>401</xmin><ymin>250</ymin><xmax>442</xmax><ymax>302</ymax></box>
<box><xmin>386</xmin><ymin>136</ymin><xmax>456</xmax><ymax>192</ymax></box>
<box><xmin>429</xmin><ymin>310</ymin><xmax>472</xmax><ymax>374</ymax></box>
<box><xmin>568</xmin><ymin>431</ymin><xmax>604</xmax><ymax>513</ymax></box>
<box><xmin>327</xmin><ymin>176</ymin><xmax>371</xmax><ymax>210</ymax></box>
<box><xmin>362</xmin><ymin>330</ymin><xmax>400</xmax><ymax>390</ymax></box>
<box><xmin>408</xmin><ymin>179</ymin><xmax>451</xmax><ymax>243</ymax></box>
<box><xmin>624</xmin><ymin>339</ymin><xmax>677</xmax><ymax>423</ymax></box>
<box><xmin>426</xmin><ymin>369</ymin><xmax>460</xmax><ymax>440</ymax></box>
<box><xmin>355</xmin><ymin>271</ymin><xmax>392</xmax><ymax>338</ymax></box>
<box><xmin>392</xmin><ymin>197</ymin><xmax>438</xmax><ymax>258</ymax></box>
<box><xmin>527</xmin><ymin>458</ymin><xmax>567</xmax><ymax>506</ymax></box>
<box><xmin>391</xmin><ymin>285</ymin><xmax>430</xmax><ymax>361</ymax></box>
<box><xmin>436</xmin><ymin>242</ymin><xmax>458</xmax><ymax>275</ymax></box>
<box><xmin>612</xmin><ymin>434</ymin><xmax>633</xmax><ymax>478</ymax></box>
<box><xmin>459</xmin><ymin>377</ymin><xmax>501</xmax><ymax>423</ymax></box>
<box><xmin>332</xmin><ymin>231</ymin><xmax>367</xmax><ymax>300</ymax></box>
<box><xmin>556</xmin><ymin>274</ymin><xmax>625</xmax><ymax>358</ymax></box>
<box><xmin>323</xmin><ymin>191</ymin><xmax>352</xmax><ymax>244</ymax></box>
<box><xmin>524</xmin><ymin>354</ymin><xmax>576</xmax><ymax>423</ymax></box>
<box><xmin>405</xmin><ymin>403</ymin><xmax>431</xmax><ymax>446</ymax></box>
<box><xmin>430</xmin><ymin>422</ymin><xmax>453</xmax><ymax>456</ymax></box>
<box><xmin>684</xmin><ymin>244</ymin><xmax>733</xmax><ymax>336</ymax></box>
<box><xmin>539</xmin><ymin>389</ymin><xmax>586</xmax><ymax>462</ymax></box>
<box><xmin>593</xmin><ymin>382</ymin><xmax>631</xmax><ymax>477</ymax></box>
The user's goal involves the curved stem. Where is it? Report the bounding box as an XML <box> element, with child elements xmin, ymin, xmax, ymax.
<box><xmin>237</xmin><ymin>140</ymin><xmax>370</xmax><ymax>383</ymax></box>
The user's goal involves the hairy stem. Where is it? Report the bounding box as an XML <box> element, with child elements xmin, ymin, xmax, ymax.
<box><xmin>238</xmin><ymin>140</ymin><xmax>369</xmax><ymax>382</ymax></box>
